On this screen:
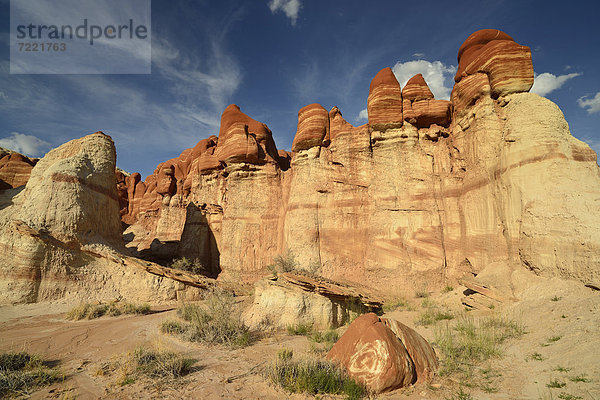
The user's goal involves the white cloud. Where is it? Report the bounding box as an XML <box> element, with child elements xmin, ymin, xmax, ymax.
<box><xmin>0</xmin><ymin>91</ymin><xmax>7</xmax><ymax>101</ymax></box>
<box><xmin>412</xmin><ymin>53</ymin><xmax>425</xmax><ymax>58</ymax></box>
<box><xmin>530</xmin><ymin>72</ymin><xmax>581</xmax><ymax>97</ymax></box>
<box><xmin>0</xmin><ymin>132</ymin><xmax>50</xmax><ymax>157</ymax></box>
<box><xmin>357</xmin><ymin>108</ymin><xmax>368</xmax><ymax>121</ymax></box>
<box><xmin>268</xmin><ymin>0</ymin><xmax>302</xmax><ymax>25</ymax></box>
<box><xmin>577</xmin><ymin>92</ymin><xmax>600</xmax><ymax>114</ymax></box>
<box><xmin>391</xmin><ymin>60</ymin><xmax>457</xmax><ymax>100</ymax></box>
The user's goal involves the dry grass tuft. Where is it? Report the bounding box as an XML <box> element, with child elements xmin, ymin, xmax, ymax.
<box><xmin>0</xmin><ymin>352</ymin><xmax>63</xmax><ymax>397</ymax></box>
<box><xmin>263</xmin><ymin>350</ymin><xmax>367</xmax><ymax>400</ymax></box>
<box><xmin>164</xmin><ymin>289</ymin><xmax>250</xmax><ymax>347</ymax></box>
<box><xmin>66</xmin><ymin>301</ymin><xmax>151</xmax><ymax>320</ymax></box>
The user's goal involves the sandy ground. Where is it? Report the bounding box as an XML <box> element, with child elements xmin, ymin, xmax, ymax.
<box><xmin>0</xmin><ymin>272</ymin><xmax>599</xmax><ymax>400</ymax></box>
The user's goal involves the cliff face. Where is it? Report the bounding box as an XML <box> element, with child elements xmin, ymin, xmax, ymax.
<box><xmin>0</xmin><ymin>132</ymin><xmax>183</xmax><ymax>304</ymax></box>
<box><xmin>117</xmin><ymin>29</ymin><xmax>600</xmax><ymax>294</ymax></box>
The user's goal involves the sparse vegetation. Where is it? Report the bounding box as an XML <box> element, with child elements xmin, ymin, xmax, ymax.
<box><xmin>98</xmin><ymin>345</ymin><xmax>195</xmax><ymax>386</ymax></box>
<box><xmin>164</xmin><ymin>289</ymin><xmax>250</xmax><ymax>347</ymax></box>
<box><xmin>445</xmin><ymin>386</ymin><xmax>474</xmax><ymax>400</ymax></box>
<box><xmin>435</xmin><ymin>316</ymin><xmax>525</xmax><ymax>377</ymax></box>
<box><xmin>308</xmin><ymin>329</ymin><xmax>340</xmax><ymax>355</ymax></box>
<box><xmin>382</xmin><ymin>297</ymin><xmax>410</xmax><ymax>312</ymax></box>
<box><xmin>0</xmin><ymin>352</ymin><xmax>63</xmax><ymax>397</ymax></box>
<box><xmin>287</xmin><ymin>322</ymin><xmax>313</xmax><ymax>336</ymax></box>
<box><xmin>569</xmin><ymin>374</ymin><xmax>591</xmax><ymax>383</ymax></box>
<box><xmin>170</xmin><ymin>257</ymin><xmax>206</xmax><ymax>275</ymax></box>
<box><xmin>267</xmin><ymin>250</ymin><xmax>298</xmax><ymax>273</ymax></box>
<box><xmin>415</xmin><ymin>288</ymin><xmax>430</xmax><ymax>298</ymax></box>
<box><xmin>528</xmin><ymin>352</ymin><xmax>544</xmax><ymax>361</ymax></box>
<box><xmin>443</xmin><ymin>285</ymin><xmax>454</xmax><ymax>293</ymax></box>
<box><xmin>553</xmin><ymin>366</ymin><xmax>571</xmax><ymax>373</ymax></box>
<box><xmin>542</xmin><ymin>335</ymin><xmax>562</xmax><ymax>346</ymax></box>
<box><xmin>551</xmin><ymin>296</ymin><xmax>562</xmax><ymax>302</ymax></box>
<box><xmin>547</xmin><ymin>378</ymin><xmax>566</xmax><ymax>388</ymax></box>
<box><xmin>558</xmin><ymin>393</ymin><xmax>583</xmax><ymax>400</ymax></box>
<box><xmin>66</xmin><ymin>301</ymin><xmax>152</xmax><ymax>320</ymax></box>
<box><xmin>263</xmin><ymin>350</ymin><xmax>367</xmax><ymax>399</ymax></box>
<box><xmin>132</xmin><ymin>346</ymin><xmax>195</xmax><ymax>379</ymax></box>
<box><xmin>416</xmin><ymin>301</ymin><xmax>454</xmax><ymax>326</ymax></box>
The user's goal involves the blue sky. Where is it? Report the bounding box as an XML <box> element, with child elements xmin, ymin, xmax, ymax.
<box><xmin>1</xmin><ymin>0</ymin><xmax>599</xmax><ymax>177</ymax></box>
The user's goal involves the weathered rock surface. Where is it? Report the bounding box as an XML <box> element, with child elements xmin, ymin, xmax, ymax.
<box><xmin>118</xmin><ymin>29</ymin><xmax>600</xmax><ymax>296</ymax></box>
<box><xmin>0</xmin><ymin>152</ymin><xmax>37</xmax><ymax>190</ymax></box>
<box><xmin>0</xmin><ymin>132</ymin><xmax>195</xmax><ymax>304</ymax></box>
<box><xmin>6</xmin><ymin>29</ymin><xmax>599</xmax><ymax>304</ymax></box>
<box><xmin>367</xmin><ymin>67</ymin><xmax>403</xmax><ymax>131</ymax></box>
<box><xmin>292</xmin><ymin>103</ymin><xmax>330</xmax><ymax>152</ymax></box>
<box><xmin>243</xmin><ymin>273</ymin><xmax>382</xmax><ymax>330</ymax></box>
<box><xmin>327</xmin><ymin>313</ymin><xmax>437</xmax><ymax>393</ymax></box>
<box><xmin>454</xmin><ymin>29</ymin><xmax>534</xmax><ymax>96</ymax></box>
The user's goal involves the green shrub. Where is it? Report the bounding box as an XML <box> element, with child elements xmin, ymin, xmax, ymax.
<box><xmin>161</xmin><ymin>320</ymin><xmax>186</xmax><ymax>335</ymax></box>
<box><xmin>382</xmin><ymin>298</ymin><xmax>409</xmax><ymax>312</ymax></box>
<box><xmin>133</xmin><ymin>347</ymin><xmax>195</xmax><ymax>379</ymax></box>
<box><xmin>442</xmin><ymin>285</ymin><xmax>454</xmax><ymax>293</ymax></box>
<box><xmin>168</xmin><ymin>289</ymin><xmax>250</xmax><ymax>347</ymax></box>
<box><xmin>263</xmin><ymin>354</ymin><xmax>367</xmax><ymax>399</ymax></box>
<box><xmin>0</xmin><ymin>352</ymin><xmax>63</xmax><ymax>397</ymax></box>
<box><xmin>267</xmin><ymin>250</ymin><xmax>298</xmax><ymax>273</ymax></box>
<box><xmin>310</xmin><ymin>329</ymin><xmax>339</xmax><ymax>344</ymax></box>
<box><xmin>287</xmin><ymin>322</ymin><xmax>313</xmax><ymax>336</ymax></box>
<box><xmin>170</xmin><ymin>257</ymin><xmax>206</xmax><ymax>275</ymax></box>
<box><xmin>416</xmin><ymin>307</ymin><xmax>453</xmax><ymax>326</ymax></box>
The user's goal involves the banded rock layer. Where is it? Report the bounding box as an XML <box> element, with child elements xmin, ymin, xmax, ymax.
<box><xmin>1</xmin><ymin>29</ymin><xmax>598</xmax><ymax>304</ymax></box>
<box><xmin>119</xmin><ymin>29</ymin><xmax>600</xmax><ymax>296</ymax></box>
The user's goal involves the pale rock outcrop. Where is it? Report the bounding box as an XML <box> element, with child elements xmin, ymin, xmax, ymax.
<box><xmin>0</xmin><ymin>132</ymin><xmax>186</xmax><ymax>304</ymax></box>
<box><xmin>327</xmin><ymin>313</ymin><xmax>437</xmax><ymax>393</ymax></box>
<box><xmin>243</xmin><ymin>273</ymin><xmax>382</xmax><ymax>330</ymax></box>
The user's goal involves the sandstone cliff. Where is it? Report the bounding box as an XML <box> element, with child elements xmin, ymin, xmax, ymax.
<box><xmin>117</xmin><ymin>29</ymin><xmax>600</xmax><ymax>295</ymax></box>
<box><xmin>0</xmin><ymin>132</ymin><xmax>187</xmax><ymax>304</ymax></box>
<box><xmin>2</xmin><ymin>29</ymin><xmax>598</xmax><ymax>304</ymax></box>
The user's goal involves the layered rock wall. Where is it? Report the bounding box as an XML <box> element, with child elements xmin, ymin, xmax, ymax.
<box><xmin>3</xmin><ymin>29</ymin><xmax>597</xmax><ymax>303</ymax></box>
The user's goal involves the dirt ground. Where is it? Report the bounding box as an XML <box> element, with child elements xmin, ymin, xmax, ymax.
<box><xmin>0</xmin><ymin>271</ymin><xmax>598</xmax><ymax>400</ymax></box>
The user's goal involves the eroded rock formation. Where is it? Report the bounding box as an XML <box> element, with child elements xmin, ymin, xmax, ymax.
<box><xmin>115</xmin><ymin>29</ymin><xmax>600</xmax><ymax>297</ymax></box>
<box><xmin>327</xmin><ymin>313</ymin><xmax>438</xmax><ymax>392</ymax></box>
<box><xmin>2</xmin><ymin>29</ymin><xmax>599</xmax><ymax>304</ymax></box>
<box><xmin>0</xmin><ymin>151</ymin><xmax>37</xmax><ymax>190</ymax></box>
<box><xmin>0</xmin><ymin>132</ymin><xmax>195</xmax><ymax>304</ymax></box>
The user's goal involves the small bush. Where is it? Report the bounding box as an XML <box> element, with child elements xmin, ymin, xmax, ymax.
<box><xmin>287</xmin><ymin>322</ymin><xmax>313</xmax><ymax>336</ymax></box>
<box><xmin>446</xmin><ymin>387</ymin><xmax>474</xmax><ymax>400</ymax></box>
<box><xmin>443</xmin><ymin>285</ymin><xmax>454</xmax><ymax>293</ymax></box>
<box><xmin>547</xmin><ymin>379</ymin><xmax>566</xmax><ymax>388</ymax></box>
<box><xmin>528</xmin><ymin>352</ymin><xmax>544</xmax><ymax>361</ymax></box>
<box><xmin>278</xmin><ymin>349</ymin><xmax>293</xmax><ymax>361</ymax></box>
<box><xmin>266</xmin><ymin>250</ymin><xmax>298</xmax><ymax>274</ymax></box>
<box><xmin>67</xmin><ymin>301</ymin><xmax>152</xmax><ymax>320</ymax></box>
<box><xmin>0</xmin><ymin>352</ymin><xmax>63</xmax><ymax>397</ymax></box>
<box><xmin>161</xmin><ymin>320</ymin><xmax>186</xmax><ymax>335</ymax></box>
<box><xmin>310</xmin><ymin>329</ymin><xmax>339</xmax><ymax>344</ymax></box>
<box><xmin>569</xmin><ymin>374</ymin><xmax>591</xmax><ymax>383</ymax></box>
<box><xmin>263</xmin><ymin>354</ymin><xmax>367</xmax><ymax>399</ymax></box>
<box><xmin>170</xmin><ymin>257</ymin><xmax>206</xmax><ymax>275</ymax></box>
<box><xmin>415</xmin><ymin>289</ymin><xmax>429</xmax><ymax>298</ymax></box>
<box><xmin>168</xmin><ymin>289</ymin><xmax>250</xmax><ymax>347</ymax></box>
<box><xmin>551</xmin><ymin>296</ymin><xmax>562</xmax><ymax>302</ymax></box>
<box><xmin>133</xmin><ymin>347</ymin><xmax>195</xmax><ymax>379</ymax></box>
